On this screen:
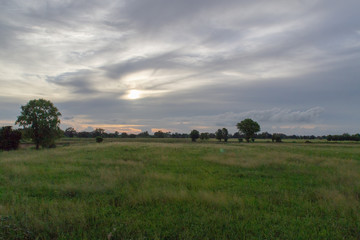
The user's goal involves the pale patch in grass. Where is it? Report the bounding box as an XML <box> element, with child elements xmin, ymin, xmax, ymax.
<box><xmin>2</xmin><ymin>164</ymin><xmax>30</xmax><ymax>177</ymax></box>
<box><xmin>203</xmin><ymin>151</ymin><xmax>287</xmax><ymax>168</ymax></box>
<box><xmin>314</xmin><ymin>188</ymin><xmax>359</xmax><ymax>210</ymax></box>
<box><xmin>127</xmin><ymin>188</ymin><xmax>191</xmax><ymax>206</ymax></box>
<box><xmin>195</xmin><ymin>191</ymin><xmax>243</xmax><ymax>207</ymax></box>
<box><xmin>98</xmin><ymin>167</ymin><xmax>142</xmax><ymax>185</ymax></box>
<box><xmin>146</xmin><ymin>172</ymin><xmax>177</xmax><ymax>182</ymax></box>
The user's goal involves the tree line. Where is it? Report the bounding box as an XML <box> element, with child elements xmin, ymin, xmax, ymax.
<box><xmin>1</xmin><ymin>99</ymin><xmax>359</xmax><ymax>151</ymax></box>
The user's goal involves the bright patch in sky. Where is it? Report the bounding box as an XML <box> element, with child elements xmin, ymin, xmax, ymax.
<box><xmin>127</xmin><ymin>90</ymin><xmax>141</xmax><ymax>100</ymax></box>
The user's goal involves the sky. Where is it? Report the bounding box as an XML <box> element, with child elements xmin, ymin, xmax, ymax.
<box><xmin>1</xmin><ymin>0</ymin><xmax>360</xmax><ymax>135</ymax></box>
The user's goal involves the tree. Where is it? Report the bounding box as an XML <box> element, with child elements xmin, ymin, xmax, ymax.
<box><xmin>200</xmin><ymin>132</ymin><xmax>210</xmax><ymax>140</ymax></box>
<box><xmin>222</xmin><ymin>128</ymin><xmax>229</xmax><ymax>142</ymax></box>
<box><xmin>64</xmin><ymin>127</ymin><xmax>77</xmax><ymax>138</ymax></box>
<box><xmin>215</xmin><ymin>129</ymin><xmax>223</xmax><ymax>141</ymax></box>
<box><xmin>93</xmin><ymin>128</ymin><xmax>105</xmax><ymax>137</ymax></box>
<box><xmin>236</xmin><ymin>118</ymin><xmax>260</xmax><ymax>143</ymax></box>
<box><xmin>16</xmin><ymin>99</ymin><xmax>61</xmax><ymax>149</ymax></box>
<box><xmin>154</xmin><ymin>131</ymin><xmax>165</xmax><ymax>138</ymax></box>
<box><xmin>137</xmin><ymin>131</ymin><xmax>150</xmax><ymax>138</ymax></box>
<box><xmin>272</xmin><ymin>133</ymin><xmax>282</xmax><ymax>143</ymax></box>
<box><xmin>0</xmin><ymin>126</ymin><xmax>22</xmax><ymax>151</ymax></box>
<box><xmin>190</xmin><ymin>129</ymin><xmax>200</xmax><ymax>142</ymax></box>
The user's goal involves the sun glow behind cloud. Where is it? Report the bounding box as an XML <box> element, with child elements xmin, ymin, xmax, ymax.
<box><xmin>127</xmin><ymin>90</ymin><xmax>141</xmax><ymax>100</ymax></box>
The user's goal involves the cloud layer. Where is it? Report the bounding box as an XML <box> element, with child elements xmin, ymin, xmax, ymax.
<box><xmin>1</xmin><ymin>0</ymin><xmax>360</xmax><ymax>134</ymax></box>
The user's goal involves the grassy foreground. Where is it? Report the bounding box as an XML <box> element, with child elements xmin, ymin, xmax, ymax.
<box><xmin>1</xmin><ymin>141</ymin><xmax>360</xmax><ymax>239</ymax></box>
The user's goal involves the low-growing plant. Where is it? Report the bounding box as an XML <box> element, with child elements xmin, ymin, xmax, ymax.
<box><xmin>96</xmin><ymin>136</ymin><xmax>103</xmax><ymax>143</ymax></box>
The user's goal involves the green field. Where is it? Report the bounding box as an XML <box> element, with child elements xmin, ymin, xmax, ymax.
<box><xmin>1</xmin><ymin>140</ymin><xmax>360</xmax><ymax>239</ymax></box>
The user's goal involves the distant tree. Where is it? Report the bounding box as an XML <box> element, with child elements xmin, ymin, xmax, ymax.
<box><xmin>258</xmin><ymin>132</ymin><xmax>272</xmax><ymax>139</ymax></box>
<box><xmin>154</xmin><ymin>131</ymin><xmax>165</xmax><ymax>138</ymax></box>
<box><xmin>209</xmin><ymin>133</ymin><xmax>216</xmax><ymax>138</ymax></box>
<box><xmin>272</xmin><ymin>134</ymin><xmax>282</xmax><ymax>143</ymax></box>
<box><xmin>121</xmin><ymin>132</ymin><xmax>128</xmax><ymax>138</ymax></box>
<box><xmin>200</xmin><ymin>132</ymin><xmax>210</xmax><ymax>140</ymax></box>
<box><xmin>15</xmin><ymin>99</ymin><xmax>61</xmax><ymax>149</ymax></box>
<box><xmin>93</xmin><ymin>128</ymin><xmax>105</xmax><ymax>137</ymax></box>
<box><xmin>64</xmin><ymin>127</ymin><xmax>77</xmax><ymax>138</ymax></box>
<box><xmin>236</xmin><ymin>118</ymin><xmax>260</xmax><ymax>143</ymax></box>
<box><xmin>128</xmin><ymin>134</ymin><xmax>136</xmax><ymax>138</ymax></box>
<box><xmin>190</xmin><ymin>129</ymin><xmax>200</xmax><ymax>142</ymax></box>
<box><xmin>215</xmin><ymin>129</ymin><xmax>223</xmax><ymax>141</ymax></box>
<box><xmin>77</xmin><ymin>131</ymin><xmax>92</xmax><ymax>138</ymax></box>
<box><xmin>222</xmin><ymin>128</ymin><xmax>229</xmax><ymax>142</ymax></box>
<box><xmin>0</xmin><ymin>126</ymin><xmax>22</xmax><ymax>151</ymax></box>
<box><xmin>137</xmin><ymin>131</ymin><xmax>150</xmax><ymax>138</ymax></box>
<box><xmin>114</xmin><ymin>131</ymin><xmax>119</xmax><ymax>137</ymax></box>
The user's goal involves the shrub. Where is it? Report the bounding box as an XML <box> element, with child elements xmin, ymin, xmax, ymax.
<box><xmin>272</xmin><ymin>134</ymin><xmax>282</xmax><ymax>143</ymax></box>
<box><xmin>238</xmin><ymin>138</ymin><xmax>243</xmax><ymax>142</ymax></box>
<box><xmin>0</xmin><ymin>126</ymin><xmax>22</xmax><ymax>151</ymax></box>
<box><xmin>96</xmin><ymin>136</ymin><xmax>103</xmax><ymax>143</ymax></box>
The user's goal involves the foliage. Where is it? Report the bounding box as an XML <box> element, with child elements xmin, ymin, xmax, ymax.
<box><xmin>0</xmin><ymin>126</ymin><xmax>22</xmax><ymax>151</ymax></box>
<box><xmin>64</xmin><ymin>127</ymin><xmax>77</xmax><ymax>138</ymax></box>
<box><xmin>154</xmin><ymin>131</ymin><xmax>165</xmax><ymax>138</ymax></box>
<box><xmin>95</xmin><ymin>136</ymin><xmax>103</xmax><ymax>143</ymax></box>
<box><xmin>93</xmin><ymin>128</ymin><xmax>105</xmax><ymax>137</ymax></box>
<box><xmin>15</xmin><ymin>99</ymin><xmax>61</xmax><ymax>149</ymax></box>
<box><xmin>137</xmin><ymin>131</ymin><xmax>150</xmax><ymax>138</ymax></box>
<box><xmin>200</xmin><ymin>132</ymin><xmax>209</xmax><ymax>140</ymax></box>
<box><xmin>222</xmin><ymin>128</ymin><xmax>229</xmax><ymax>142</ymax></box>
<box><xmin>190</xmin><ymin>129</ymin><xmax>200</xmax><ymax>142</ymax></box>
<box><xmin>215</xmin><ymin>129</ymin><xmax>222</xmax><ymax>141</ymax></box>
<box><xmin>272</xmin><ymin>134</ymin><xmax>282</xmax><ymax>142</ymax></box>
<box><xmin>327</xmin><ymin>133</ymin><xmax>360</xmax><ymax>141</ymax></box>
<box><xmin>236</xmin><ymin>118</ymin><xmax>260</xmax><ymax>142</ymax></box>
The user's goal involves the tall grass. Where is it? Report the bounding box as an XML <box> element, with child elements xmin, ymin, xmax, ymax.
<box><xmin>1</xmin><ymin>141</ymin><xmax>360</xmax><ymax>239</ymax></box>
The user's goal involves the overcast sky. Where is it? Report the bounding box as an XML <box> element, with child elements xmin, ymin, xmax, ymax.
<box><xmin>1</xmin><ymin>0</ymin><xmax>360</xmax><ymax>135</ymax></box>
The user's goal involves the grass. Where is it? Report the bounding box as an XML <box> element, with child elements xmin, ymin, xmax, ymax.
<box><xmin>1</xmin><ymin>140</ymin><xmax>360</xmax><ymax>239</ymax></box>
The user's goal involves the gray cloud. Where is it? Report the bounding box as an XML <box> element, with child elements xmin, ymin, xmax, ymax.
<box><xmin>46</xmin><ymin>70</ymin><xmax>98</xmax><ymax>94</ymax></box>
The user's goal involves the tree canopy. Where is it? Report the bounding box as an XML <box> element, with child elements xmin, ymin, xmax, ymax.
<box><xmin>190</xmin><ymin>129</ymin><xmax>200</xmax><ymax>142</ymax></box>
<box><xmin>15</xmin><ymin>99</ymin><xmax>61</xmax><ymax>149</ymax></box>
<box><xmin>236</xmin><ymin>118</ymin><xmax>260</xmax><ymax>143</ymax></box>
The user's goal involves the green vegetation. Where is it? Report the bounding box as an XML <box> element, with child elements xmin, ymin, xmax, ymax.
<box><xmin>1</xmin><ymin>140</ymin><xmax>360</xmax><ymax>239</ymax></box>
<box><xmin>15</xmin><ymin>99</ymin><xmax>62</xmax><ymax>149</ymax></box>
<box><xmin>189</xmin><ymin>129</ymin><xmax>200</xmax><ymax>142</ymax></box>
<box><xmin>0</xmin><ymin>126</ymin><xmax>22</xmax><ymax>151</ymax></box>
<box><xmin>237</xmin><ymin>119</ymin><xmax>261</xmax><ymax>142</ymax></box>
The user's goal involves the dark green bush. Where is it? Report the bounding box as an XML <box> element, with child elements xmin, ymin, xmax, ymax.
<box><xmin>0</xmin><ymin>126</ymin><xmax>22</xmax><ymax>151</ymax></box>
<box><xmin>96</xmin><ymin>136</ymin><xmax>103</xmax><ymax>143</ymax></box>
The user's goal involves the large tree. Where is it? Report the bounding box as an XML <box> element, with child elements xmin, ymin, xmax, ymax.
<box><xmin>190</xmin><ymin>129</ymin><xmax>200</xmax><ymax>142</ymax></box>
<box><xmin>236</xmin><ymin>118</ymin><xmax>260</xmax><ymax>143</ymax></box>
<box><xmin>16</xmin><ymin>99</ymin><xmax>62</xmax><ymax>149</ymax></box>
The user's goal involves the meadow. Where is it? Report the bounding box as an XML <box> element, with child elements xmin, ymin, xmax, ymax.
<box><xmin>0</xmin><ymin>139</ymin><xmax>360</xmax><ymax>239</ymax></box>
